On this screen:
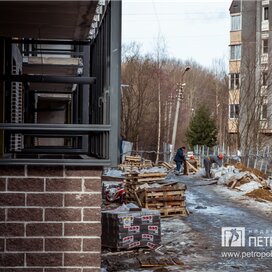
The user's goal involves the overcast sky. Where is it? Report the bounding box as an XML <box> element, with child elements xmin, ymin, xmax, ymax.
<box><xmin>122</xmin><ymin>0</ymin><xmax>232</xmax><ymax>69</ymax></box>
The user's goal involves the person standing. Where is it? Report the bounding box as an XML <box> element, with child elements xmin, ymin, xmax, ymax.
<box><xmin>174</xmin><ymin>146</ymin><xmax>187</xmax><ymax>174</ymax></box>
<box><xmin>203</xmin><ymin>154</ymin><xmax>223</xmax><ymax>178</ymax></box>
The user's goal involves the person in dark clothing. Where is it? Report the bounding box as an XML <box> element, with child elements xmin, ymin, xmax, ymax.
<box><xmin>174</xmin><ymin>146</ymin><xmax>187</xmax><ymax>174</ymax></box>
<box><xmin>203</xmin><ymin>154</ymin><xmax>223</xmax><ymax>178</ymax></box>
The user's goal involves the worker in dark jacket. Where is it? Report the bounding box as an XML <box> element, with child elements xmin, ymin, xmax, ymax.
<box><xmin>174</xmin><ymin>146</ymin><xmax>187</xmax><ymax>174</ymax></box>
<box><xmin>203</xmin><ymin>154</ymin><xmax>223</xmax><ymax>178</ymax></box>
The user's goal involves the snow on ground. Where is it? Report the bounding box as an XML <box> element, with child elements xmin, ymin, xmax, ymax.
<box><xmin>237</xmin><ymin>180</ymin><xmax>262</xmax><ymax>192</ymax></box>
<box><xmin>103</xmin><ymin>168</ymin><xmax>124</xmax><ymax>177</ymax></box>
<box><xmin>139</xmin><ymin>166</ymin><xmax>168</xmax><ymax>173</ymax></box>
<box><xmin>103</xmin><ymin>166</ymin><xmax>168</xmax><ymax>177</ymax></box>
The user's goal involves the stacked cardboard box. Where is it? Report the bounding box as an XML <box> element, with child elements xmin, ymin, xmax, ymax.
<box><xmin>102</xmin><ymin>206</ymin><xmax>161</xmax><ymax>250</ymax></box>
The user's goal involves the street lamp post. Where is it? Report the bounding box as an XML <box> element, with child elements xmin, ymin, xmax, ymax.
<box><xmin>169</xmin><ymin>66</ymin><xmax>190</xmax><ymax>162</ymax></box>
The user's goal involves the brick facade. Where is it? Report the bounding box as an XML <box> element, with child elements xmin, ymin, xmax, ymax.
<box><xmin>0</xmin><ymin>165</ymin><xmax>102</xmax><ymax>271</ymax></box>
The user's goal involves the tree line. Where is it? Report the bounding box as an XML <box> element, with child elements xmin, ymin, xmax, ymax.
<box><xmin>121</xmin><ymin>42</ymin><xmax>229</xmax><ymax>161</ymax></box>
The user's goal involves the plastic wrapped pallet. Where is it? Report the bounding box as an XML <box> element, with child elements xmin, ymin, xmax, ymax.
<box><xmin>102</xmin><ymin>203</ymin><xmax>161</xmax><ymax>250</ymax></box>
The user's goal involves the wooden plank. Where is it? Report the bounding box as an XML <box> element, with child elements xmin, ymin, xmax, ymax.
<box><xmin>186</xmin><ymin>161</ymin><xmax>198</xmax><ymax>172</ymax></box>
<box><xmin>137</xmin><ymin>187</ymin><xmax>185</xmax><ymax>194</ymax></box>
<box><xmin>145</xmin><ymin>202</ymin><xmax>186</xmax><ymax>208</ymax></box>
<box><xmin>160</xmin><ymin>207</ymin><xmax>188</xmax><ymax>217</ymax></box>
<box><xmin>137</xmin><ymin>172</ymin><xmax>167</xmax><ymax>178</ymax></box>
<box><xmin>134</xmin><ymin>191</ymin><xmax>142</xmax><ymax>207</ymax></box>
<box><xmin>145</xmin><ymin>196</ymin><xmax>185</xmax><ymax>203</ymax></box>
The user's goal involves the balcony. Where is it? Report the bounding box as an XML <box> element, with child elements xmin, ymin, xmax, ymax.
<box><xmin>262</xmin><ymin>20</ymin><xmax>269</xmax><ymax>31</ymax></box>
<box><xmin>261</xmin><ymin>53</ymin><xmax>268</xmax><ymax>64</ymax></box>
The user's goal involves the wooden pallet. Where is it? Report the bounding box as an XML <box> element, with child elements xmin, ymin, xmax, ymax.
<box><xmin>160</xmin><ymin>207</ymin><xmax>188</xmax><ymax>217</ymax></box>
<box><xmin>135</xmin><ymin>183</ymin><xmax>187</xmax><ymax>217</ymax></box>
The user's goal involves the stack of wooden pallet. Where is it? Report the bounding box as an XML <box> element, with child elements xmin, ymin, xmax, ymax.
<box><xmin>136</xmin><ymin>183</ymin><xmax>188</xmax><ymax>217</ymax></box>
<box><xmin>142</xmin><ymin>159</ymin><xmax>153</xmax><ymax>168</ymax></box>
<box><xmin>125</xmin><ymin>172</ymin><xmax>167</xmax><ymax>201</ymax></box>
<box><xmin>118</xmin><ymin>155</ymin><xmax>142</xmax><ymax>172</ymax></box>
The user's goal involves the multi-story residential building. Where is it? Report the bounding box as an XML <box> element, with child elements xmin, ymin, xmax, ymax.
<box><xmin>229</xmin><ymin>0</ymin><xmax>272</xmax><ymax>154</ymax></box>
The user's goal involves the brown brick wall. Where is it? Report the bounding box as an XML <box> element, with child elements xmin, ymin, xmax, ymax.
<box><xmin>0</xmin><ymin>165</ymin><xmax>102</xmax><ymax>270</ymax></box>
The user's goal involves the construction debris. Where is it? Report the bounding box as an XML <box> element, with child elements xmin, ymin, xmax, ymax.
<box><xmin>245</xmin><ymin>188</ymin><xmax>272</xmax><ymax>202</ymax></box>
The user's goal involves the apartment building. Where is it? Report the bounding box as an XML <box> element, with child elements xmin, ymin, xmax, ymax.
<box><xmin>229</xmin><ymin>0</ymin><xmax>272</xmax><ymax>153</ymax></box>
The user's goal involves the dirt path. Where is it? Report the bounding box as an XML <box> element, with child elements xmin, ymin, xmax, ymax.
<box><xmin>166</xmin><ymin>173</ymin><xmax>272</xmax><ymax>271</ymax></box>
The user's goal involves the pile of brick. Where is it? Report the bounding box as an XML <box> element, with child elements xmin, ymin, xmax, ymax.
<box><xmin>101</xmin><ymin>206</ymin><xmax>161</xmax><ymax>250</ymax></box>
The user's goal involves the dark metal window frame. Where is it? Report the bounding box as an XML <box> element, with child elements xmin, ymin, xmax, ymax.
<box><xmin>0</xmin><ymin>1</ymin><xmax>121</xmax><ymax>166</ymax></box>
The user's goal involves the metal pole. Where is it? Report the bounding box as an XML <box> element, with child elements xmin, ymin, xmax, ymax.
<box><xmin>169</xmin><ymin>67</ymin><xmax>190</xmax><ymax>162</ymax></box>
<box><xmin>169</xmin><ymin>83</ymin><xmax>184</xmax><ymax>161</ymax></box>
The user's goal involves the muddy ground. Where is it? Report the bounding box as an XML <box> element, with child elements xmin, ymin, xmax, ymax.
<box><xmin>102</xmin><ymin>173</ymin><xmax>272</xmax><ymax>272</ymax></box>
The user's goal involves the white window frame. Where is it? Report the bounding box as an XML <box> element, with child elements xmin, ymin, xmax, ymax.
<box><xmin>230</xmin><ymin>45</ymin><xmax>241</xmax><ymax>60</ymax></box>
<box><xmin>231</xmin><ymin>15</ymin><xmax>241</xmax><ymax>31</ymax></box>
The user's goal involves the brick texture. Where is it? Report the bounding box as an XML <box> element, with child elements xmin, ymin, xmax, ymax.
<box><xmin>0</xmin><ymin>165</ymin><xmax>102</xmax><ymax>270</ymax></box>
<box><xmin>0</xmin><ymin>178</ymin><xmax>6</xmax><ymax>191</ymax></box>
<box><xmin>4</xmin><ymin>269</ymin><xmax>43</xmax><ymax>272</ymax></box>
<box><xmin>6</xmin><ymin>238</ymin><xmax>43</xmax><ymax>251</ymax></box>
<box><xmin>0</xmin><ymin>193</ymin><xmax>25</xmax><ymax>206</ymax></box>
<box><xmin>83</xmin><ymin>238</ymin><xmax>101</xmax><ymax>252</ymax></box>
<box><xmin>45</xmin><ymin>238</ymin><xmax>81</xmax><ymax>251</ymax></box>
<box><xmin>26</xmin><ymin>253</ymin><xmax>63</xmax><ymax>266</ymax></box>
<box><xmin>27</xmin><ymin>194</ymin><xmax>63</xmax><ymax>207</ymax></box>
<box><xmin>28</xmin><ymin>166</ymin><xmax>63</xmax><ymax>177</ymax></box>
<box><xmin>83</xmin><ymin>208</ymin><xmax>101</xmax><ymax>222</ymax></box>
<box><xmin>65</xmin><ymin>194</ymin><xmax>101</xmax><ymax>207</ymax></box>
<box><xmin>64</xmin><ymin>253</ymin><xmax>100</xmax><ymax>267</ymax></box>
<box><xmin>45</xmin><ymin>269</ymin><xmax>82</xmax><ymax>272</ymax></box>
<box><xmin>7</xmin><ymin>208</ymin><xmax>43</xmax><ymax>221</ymax></box>
<box><xmin>45</xmin><ymin>208</ymin><xmax>81</xmax><ymax>221</ymax></box>
<box><xmin>0</xmin><ymin>208</ymin><xmax>5</xmax><ymax>221</ymax></box>
<box><xmin>0</xmin><ymin>223</ymin><xmax>25</xmax><ymax>236</ymax></box>
<box><xmin>26</xmin><ymin>223</ymin><xmax>62</xmax><ymax>237</ymax></box>
<box><xmin>64</xmin><ymin>223</ymin><xmax>101</xmax><ymax>237</ymax></box>
<box><xmin>8</xmin><ymin>178</ymin><xmax>44</xmax><ymax>192</ymax></box>
<box><xmin>46</xmin><ymin>179</ymin><xmax>82</xmax><ymax>192</ymax></box>
<box><xmin>83</xmin><ymin>179</ymin><xmax>101</xmax><ymax>192</ymax></box>
<box><xmin>0</xmin><ymin>253</ymin><xmax>24</xmax><ymax>266</ymax></box>
<box><xmin>0</xmin><ymin>165</ymin><xmax>25</xmax><ymax>176</ymax></box>
<box><xmin>65</xmin><ymin>166</ymin><xmax>102</xmax><ymax>177</ymax></box>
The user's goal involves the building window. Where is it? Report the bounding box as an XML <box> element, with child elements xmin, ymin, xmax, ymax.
<box><xmin>230</xmin><ymin>45</ymin><xmax>241</xmax><ymax>60</ymax></box>
<box><xmin>229</xmin><ymin>104</ymin><xmax>239</xmax><ymax>119</ymax></box>
<box><xmin>262</xmin><ymin>39</ymin><xmax>268</xmax><ymax>54</ymax></box>
<box><xmin>231</xmin><ymin>15</ymin><xmax>241</xmax><ymax>31</ymax></box>
<box><xmin>263</xmin><ymin>6</ymin><xmax>269</xmax><ymax>20</ymax></box>
<box><xmin>230</xmin><ymin>73</ymin><xmax>240</xmax><ymax>89</ymax></box>
<box><xmin>261</xmin><ymin>104</ymin><xmax>267</xmax><ymax>119</ymax></box>
<box><xmin>262</xmin><ymin>71</ymin><xmax>268</xmax><ymax>86</ymax></box>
